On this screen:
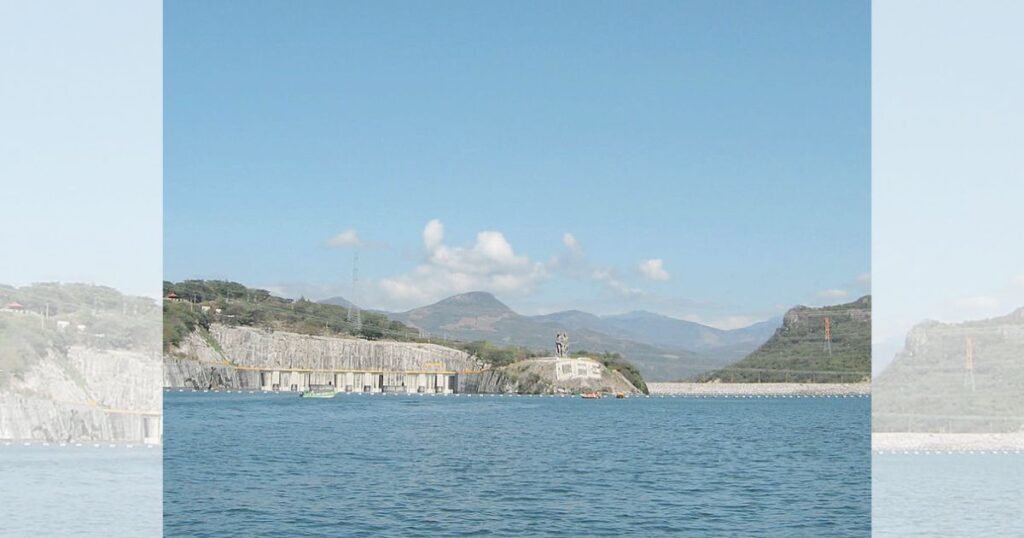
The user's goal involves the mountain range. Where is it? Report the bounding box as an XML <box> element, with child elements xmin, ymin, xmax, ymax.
<box><xmin>320</xmin><ymin>291</ymin><xmax>780</xmax><ymax>381</ymax></box>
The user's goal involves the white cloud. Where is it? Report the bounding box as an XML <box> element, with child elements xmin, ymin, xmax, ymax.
<box><xmin>592</xmin><ymin>268</ymin><xmax>644</xmax><ymax>298</ymax></box>
<box><xmin>549</xmin><ymin>233</ymin><xmax>647</xmax><ymax>297</ymax></box>
<box><xmin>638</xmin><ymin>258</ymin><xmax>670</xmax><ymax>281</ymax></box>
<box><xmin>562</xmin><ymin>232</ymin><xmax>582</xmax><ymax>255</ymax></box>
<box><xmin>817</xmin><ymin>289</ymin><xmax>850</xmax><ymax>300</ymax></box>
<box><xmin>423</xmin><ymin>219</ymin><xmax>444</xmax><ymax>251</ymax></box>
<box><xmin>378</xmin><ymin>220</ymin><xmax>547</xmax><ymax>306</ymax></box>
<box><xmin>325</xmin><ymin>229</ymin><xmax>362</xmax><ymax>248</ymax></box>
<box><xmin>548</xmin><ymin>232</ymin><xmax>587</xmax><ymax>275</ymax></box>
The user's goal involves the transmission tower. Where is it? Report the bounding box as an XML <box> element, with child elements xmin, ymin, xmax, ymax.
<box><xmin>964</xmin><ymin>335</ymin><xmax>976</xmax><ymax>392</ymax></box>
<box><xmin>348</xmin><ymin>250</ymin><xmax>362</xmax><ymax>332</ymax></box>
<box><xmin>823</xmin><ymin>317</ymin><xmax>833</xmax><ymax>356</ymax></box>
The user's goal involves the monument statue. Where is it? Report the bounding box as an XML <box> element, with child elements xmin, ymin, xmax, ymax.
<box><xmin>555</xmin><ymin>331</ymin><xmax>569</xmax><ymax>357</ymax></box>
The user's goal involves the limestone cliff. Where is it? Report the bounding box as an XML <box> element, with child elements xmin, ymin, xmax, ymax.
<box><xmin>166</xmin><ymin>319</ymin><xmax>483</xmax><ymax>381</ymax></box>
<box><xmin>0</xmin><ymin>346</ymin><xmax>161</xmax><ymax>442</ymax></box>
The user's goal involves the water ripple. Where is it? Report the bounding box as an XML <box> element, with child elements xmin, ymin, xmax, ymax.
<box><xmin>165</xmin><ymin>393</ymin><xmax>869</xmax><ymax>536</ymax></box>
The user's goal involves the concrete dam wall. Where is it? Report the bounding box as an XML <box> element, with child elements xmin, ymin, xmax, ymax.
<box><xmin>165</xmin><ymin>325</ymin><xmax>641</xmax><ymax>395</ymax></box>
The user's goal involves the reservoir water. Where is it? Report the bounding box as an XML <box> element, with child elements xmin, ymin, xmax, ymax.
<box><xmin>164</xmin><ymin>392</ymin><xmax>869</xmax><ymax>536</ymax></box>
<box><xmin>874</xmin><ymin>453</ymin><xmax>1024</xmax><ymax>537</ymax></box>
<box><xmin>1</xmin><ymin>446</ymin><xmax>162</xmax><ymax>537</ymax></box>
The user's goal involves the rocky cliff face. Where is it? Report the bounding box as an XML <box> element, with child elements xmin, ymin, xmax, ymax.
<box><xmin>168</xmin><ymin>323</ymin><xmax>482</xmax><ymax>373</ymax></box>
<box><xmin>164</xmin><ymin>357</ymin><xmax>261</xmax><ymax>390</ymax></box>
<box><xmin>0</xmin><ymin>345</ymin><xmax>161</xmax><ymax>443</ymax></box>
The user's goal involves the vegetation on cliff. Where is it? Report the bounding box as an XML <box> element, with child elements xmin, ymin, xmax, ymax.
<box><xmin>1</xmin><ymin>282</ymin><xmax>160</xmax><ymax>386</ymax></box>
<box><xmin>874</xmin><ymin>309</ymin><xmax>1024</xmax><ymax>433</ymax></box>
<box><xmin>697</xmin><ymin>296</ymin><xmax>871</xmax><ymax>383</ymax></box>
<box><xmin>163</xmin><ymin>280</ymin><xmax>418</xmax><ymax>351</ymax></box>
<box><xmin>571</xmin><ymin>351</ymin><xmax>648</xmax><ymax>393</ymax></box>
<box><xmin>453</xmin><ymin>340</ymin><xmax>541</xmax><ymax>368</ymax></box>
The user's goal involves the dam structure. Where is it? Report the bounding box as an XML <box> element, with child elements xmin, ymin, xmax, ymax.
<box><xmin>164</xmin><ymin>324</ymin><xmax>641</xmax><ymax>395</ymax></box>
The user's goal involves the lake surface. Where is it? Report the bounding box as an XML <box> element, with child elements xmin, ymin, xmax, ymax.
<box><xmin>874</xmin><ymin>453</ymin><xmax>1024</xmax><ymax>537</ymax></box>
<box><xmin>1</xmin><ymin>445</ymin><xmax>162</xmax><ymax>537</ymax></box>
<box><xmin>164</xmin><ymin>392</ymin><xmax>869</xmax><ymax>537</ymax></box>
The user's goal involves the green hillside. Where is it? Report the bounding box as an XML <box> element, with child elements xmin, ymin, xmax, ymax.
<box><xmin>0</xmin><ymin>283</ymin><xmax>160</xmax><ymax>386</ymax></box>
<box><xmin>699</xmin><ymin>296</ymin><xmax>871</xmax><ymax>383</ymax></box>
<box><xmin>874</xmin><ymin>309</ymin><xmax>1024</xmax><ymax>433</ymax></box>
<box><xmin>163</xmin><ymin>280</ymin><xmax>419</xmax><ymax>351</ymax></box>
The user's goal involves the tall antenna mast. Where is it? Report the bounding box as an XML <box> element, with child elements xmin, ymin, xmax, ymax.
<box><xmin>348</xmin><ymin>250</ymin><xmax>361</xmax><ymax>332</ymax></box>
<box><xmin>964</xmin><ymin>335</ymin><xmax>976</xmax><ymax>392</ymax></box>
<box><xmin>823</xmin><ymin>317</ymin><xmax>833</xmax><ymax>356</ymax></box>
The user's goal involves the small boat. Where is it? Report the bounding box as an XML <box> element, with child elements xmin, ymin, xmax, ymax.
<box><xmin>615</xmin><ymin>392</ymin><xmax>627</xmax><ymax>399</ymax></box>
<box><xmin>300</xmin><ymin>385</ymin><xmax>336</xmax><ymax>398</ymax></box>
<box><xmin>581</xmin><ymin>392</ymin><xmax>602</xmax><ymax>399</ymax></box>
<box><xmin>300</xmin><ymin>389</ymin><xmax>336</xmax><ymax>399</ymax></box>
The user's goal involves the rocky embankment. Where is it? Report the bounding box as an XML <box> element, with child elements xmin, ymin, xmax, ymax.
<box><xmin>648</xmin><ymin>382</ymin><xmax>870</xmax><ymax>396</ymax></box>
<box><xmin>459</xmin><ymin>357</ymin><xmax>640</xmax><ymax>395</ymax></box>
<box><xmin>873</xmin><ymin>432</ymin><xmax>1024</xmax><ymax>453</ymax></box>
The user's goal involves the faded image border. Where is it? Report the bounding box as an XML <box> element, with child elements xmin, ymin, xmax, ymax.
<box><xmin>3</xmin><ymin>1</ymin><xmax>1023</xmax><ymax>536</ymax></box>
<box><xmin>0</xmin><ymin>2</ymin><xmax>162</xmax><ymax>537</ymax></box>
<box><xmin>872</xmin><ymin>1</ymin><xmax>1024</xmax><ymax>536</ymax></box>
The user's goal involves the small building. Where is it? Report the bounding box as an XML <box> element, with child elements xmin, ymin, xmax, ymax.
<box><xmin>1</xmin><ymin>302</ymin><xmax>27</xmax><ymax>314</ymax></box>
<box><xmin>164</xmin><ymin>292</ymin><xmax>180</xmax><ymax>302</ymax></box>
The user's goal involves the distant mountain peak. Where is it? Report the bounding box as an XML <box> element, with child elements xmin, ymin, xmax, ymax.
<box><xmin>438</xmin><ymin>291</ymin><xmax>508</xmax><ymax>307</ymax></box>
<box><xmin>405</xmin><ymin>291</ymin><xmax>514</xmax><ymax>317</ymax></box>
<box><xmin>539</xmin><ymin>309</ymin><xmax>600</xmax><ymax>319</ymax></box>
<box><xmin>445</xmin><ymin>290</ymin><xmax>497</xmax><ymax>301</ymax></box>
<box><xmin>609</xmin><ymin>310</ymin><xmax>664</xmax><ymax>320</ymax></box>
<box><xmin>318</xmin><ymin>295</ymin><xmax>357</xmax><ymax>309</ymax></box>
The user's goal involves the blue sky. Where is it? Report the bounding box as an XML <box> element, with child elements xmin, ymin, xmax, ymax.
<box><xmin>2</xmin><ymin>1</ymin><xmax>161</xmax><ymax>298</ymax></box>
<box><xmin>165</xmin><ymin>0</ymin><xmax>870</xmax><ymax>327</ymax></box>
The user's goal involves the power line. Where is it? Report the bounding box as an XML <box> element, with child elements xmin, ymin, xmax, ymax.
<box><xmin>347</xmin><ymin>250</ymin><xmax>361</xmax><ymax>332</ymax></box>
